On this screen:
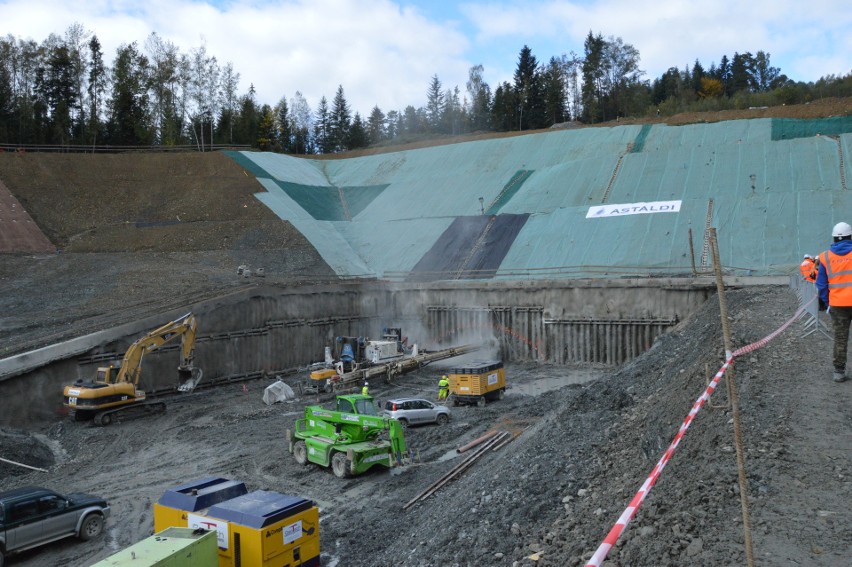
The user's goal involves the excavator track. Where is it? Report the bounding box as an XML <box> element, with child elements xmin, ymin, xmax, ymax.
<box><xmin>93</xmin><ymin>401</ymin><xmax>167</xmax><ymax>426</ymax></box>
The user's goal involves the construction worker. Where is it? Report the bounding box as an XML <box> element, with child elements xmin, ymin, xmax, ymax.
<box><xmin>437</xmin><ymin>375</ymin><xmax>449</xmax><ymax>400</ymax></box>
<box><xmin>362</xmin><ymin>382</ymin><xmax>369</xmax><ymax>395</ymax></box>
<box><xmin>816</xmin><ymin>221</ymin><xmax>852</xmax><ymax>383</ymax></box>
<box><xmin>800</xmin><ymin>254</ymin><xmax>819</xmax><ymax>283</ymax></box>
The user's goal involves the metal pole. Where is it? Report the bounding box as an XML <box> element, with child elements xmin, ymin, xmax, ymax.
<box><xmin>709</xmin><ymin>228</ymin><xmax>755</xmax><ymax>567</ymax></box>
<box><xmin>688</xmin><ymin>228</ymin><xmax>697</xmax><ymax>275</ymax></box>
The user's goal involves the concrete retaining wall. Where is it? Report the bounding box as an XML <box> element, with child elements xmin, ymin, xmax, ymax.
<box><xmin>0</xmin><ymin>277</ymin><xmax>783</xmax><ymax>428</ymax></box>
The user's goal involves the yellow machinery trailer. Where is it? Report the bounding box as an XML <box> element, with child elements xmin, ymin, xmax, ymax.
<box><xmin>448</xmin><ymin>360</ymin><xmax>506</xmax><ymax>407</ymax></box>
<box><xmin>154</xmin><ymin>477</ymin><xmax>320</xmax><ymax>567</ymax></box>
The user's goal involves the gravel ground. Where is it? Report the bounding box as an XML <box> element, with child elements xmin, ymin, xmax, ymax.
<box><xmin>2</xmin><ymin>286</ymin><xmax>850</xmax><ymax>567</ymax></box>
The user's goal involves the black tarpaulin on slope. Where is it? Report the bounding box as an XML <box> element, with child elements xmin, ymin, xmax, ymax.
<box><xmin>409</xmin><ymin>214</ymin><xmax>529</xmax><ymax>280</ymax></box>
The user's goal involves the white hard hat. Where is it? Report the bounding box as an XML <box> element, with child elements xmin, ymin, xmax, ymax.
<box><xmin>833</xmin><ymin>222</ymin><xmax>852</xmax><ymax>238</ymax></box>
<box><xmin>364</xmin><ymin>382</ymin><xmax>368</xmax><ymax>385</ymax></box>
<box><xmin>803</xmin><ymin>254</ymin><xmax>813</xmax><ymax>260</ymax></box>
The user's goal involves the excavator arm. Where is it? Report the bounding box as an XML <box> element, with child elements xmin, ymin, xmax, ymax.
<box><xmin>113</xmin><ymin>313</ymin><xmax>199</xmax><ymax>389</ymax></box>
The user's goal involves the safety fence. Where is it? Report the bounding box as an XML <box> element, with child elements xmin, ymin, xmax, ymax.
<box><xmin>584</xmin><ymin>296</ymin><xmax>813</xmax><ymax>567</ymax></box>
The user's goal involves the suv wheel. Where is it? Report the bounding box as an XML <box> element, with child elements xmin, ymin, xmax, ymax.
<box><xmin>436</xmin><ymin>413</ymin><xmax>449</xmax><ymax>425</ymax></box>
<box><xmin>79</xmin><ymin>514</ymin><xmax>104</xmax><ymax>540</ymax></box>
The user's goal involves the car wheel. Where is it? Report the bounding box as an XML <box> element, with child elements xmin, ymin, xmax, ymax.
<box><xmin>331</xmin><ymin>452</ymin><xmax>350</xmax><ymax>478</ymax></box>
<box><xmin>397</xmin><ymin>418</ymin><xmax>409</xmax><ymax>428</ymax></box>
<box><xmin>436</xmin><ymin>413</ymin><xmax>449</xmax><ymax>425</ymax></box>
<box><xmin>79</xmin><ymin>514</ymin><xmax>104</xmax><ymax>540</ymax></box>
<box><xmin>293</xmin><ymin>440</ymin><xmax>308</xmax><ymax>465</ymax></box>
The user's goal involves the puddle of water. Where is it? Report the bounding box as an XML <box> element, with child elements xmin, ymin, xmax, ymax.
<box><xmin>437</xmin><ymin>449</ymin><xmax>461</xmax><ymax>462</ymax></box>
<box><xmin>511</xmin><ymin>370</ymin><xmax>604</xmax><ymax>396</ymax></box>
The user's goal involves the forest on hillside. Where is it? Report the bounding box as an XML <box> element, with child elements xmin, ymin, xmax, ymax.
<box><xmin>1</xmin><ymin>24</ymin><xmax>850</xmax><ymax>154</ymax></box>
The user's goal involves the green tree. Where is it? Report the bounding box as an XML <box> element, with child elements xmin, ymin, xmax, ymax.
<box><xmin>491</xmin><ymin>81</ymin><xmax>515</xmax><ymax>131</ymax></box>
<box><xmin>313</xmin><ymin>95</ymin><xmax>331</xmax><ymax>153</ymax></box>
<box><xmin>466</xmin><ymin>64</ymin><xmax>491</xmax><ymax>131</ymax></box>
<box><xmin>274</xmin><ymin>95</ymin><xmax>291</xmax><ymax>152</ymax></box>
<box><xmin>232</xmin><ymin>83</ymin><xmax>258</xmax><ymax>146</ymax></box>
<box><xmin>425</xmin><ymin>74</ymin><xmax>444</xmax><ymax>132</ymax></box>
<box><xmin>86</xmin><ymin>35</ymin><xmax>107</xmax><ymax>146</ymax></box>
<box><xmin>217</xmin><ymin>62</ymin><xmax>240</xmax><ymax>144</ymax></box>
<box><xmin>752</xmin><ymin>51</ymin><xmax>780</xmax><ymax>92</ymax></box>
<box><xmin>581</xmin><ymin>31</ymin><xmax>606</xmax><ymax>123</ymax></box>
<box><xmin>514</xmin><ymin>45</ymin><xmax>544</xmax><ymax>129</ymax></box>
<box><xmin>145</xmin><ymin>33</ymin><xmax>184</xmax><ymax>145</ymax></box>
<box><xmin>348</xmin><ymin>111</ymin><xmax>367</xmax><ymax>149</ymax></box>
<box><xmin>730</xmin><ymin>52</ymin><xmax>754</xmax><ymax>94</ymax></box>
<box><xmin>107</xmin><ymin>42</ymin><xmax>151</xmax><ymax>145</ymax></box>
<box><xmin>385</xmin><ymin>109</ymin><xmax>399</xmax><ymax>139</ymax></box>
<box><xmin>542</xmin><ymin>56</ymin><xmax>567</xmax><ymax>125</ymax></box>
<box><xmin>367</xmin><ymin>105</ymin><xmax>385</xmax><ymax>144</ymax></box>
<box><xmin>288</xmin><ymin>90</ymin><xmax>312</xmax><ymax>154</ymax></box>
<box><xmin>256</xmin><ymin>103</ymin><xmax>275</xmax><ymax>150</ymax></box>
<box><xmin>329</xmin><ymin>84</ymin><xmax>350</xmax><ymax>152</ymax></box>
<box><xmin>36</xmin><ymin>42</ymin><xmax>77</xmax><ymax>144</ymax></box>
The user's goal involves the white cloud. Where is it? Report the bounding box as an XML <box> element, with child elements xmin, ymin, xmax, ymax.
<box><xmin>0</xmin><ymin>0</ymin><xmax>848</xmax><ymax>119</ymax></box>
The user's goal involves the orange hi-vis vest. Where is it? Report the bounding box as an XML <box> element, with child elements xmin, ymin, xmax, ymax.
<box><xmin>820</xmin><ymin>250</ymin><xmax>852</xmax><ymax>306</ymax></box>
<box><xmin>799</xmin><ymin>258</ymin><xmax>817</xmax><ymax>282</ymax></box>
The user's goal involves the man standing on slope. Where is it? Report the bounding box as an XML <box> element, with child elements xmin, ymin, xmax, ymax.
<box><xmin>816</xmin><ymin>222</ymin><xmax>852</xmax><ymax>383</ymax></box>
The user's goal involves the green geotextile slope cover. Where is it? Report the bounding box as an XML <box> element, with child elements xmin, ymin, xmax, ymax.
<box><xmin>228</xmin><ymin>116</ymin><xmax>852</xmax><ymax>280</ymax></box>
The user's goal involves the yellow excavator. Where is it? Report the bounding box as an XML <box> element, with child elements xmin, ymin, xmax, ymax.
<box><xmin>62</xmin><ymin>312</ymin><xmax>201</xmax><ymax>426</ymax></box>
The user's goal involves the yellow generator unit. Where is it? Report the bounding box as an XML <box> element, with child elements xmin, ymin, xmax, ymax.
<box><xmin>154</xmin><ymin>477</ymin><xmax>249</xmax><ymax>534</ymax></box>
<box><xmin>448</xmin><ymin>360</ymin><xmax>506</xmax><ymax>407</ymax></box>
<box><xmin>154</xmin><ymin>477</ymin><xmax>320</xmax><ymax>567</ymax></box>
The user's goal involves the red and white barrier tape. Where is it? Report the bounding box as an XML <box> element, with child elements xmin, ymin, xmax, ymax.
<box><xmin>585</xmin><ymin>299</ymin><xmax>811</xmax><ymax>567</ymax></box>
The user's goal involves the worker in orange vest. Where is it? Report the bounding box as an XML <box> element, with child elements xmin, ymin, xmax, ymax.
<box><xmin>816</xmin><ymin>221</ymin><xmax>852</xmax><ymax>383</ymax></box>
<box><xmin>799</xmin><ymin>254</ymin><xmax>819</xmax><ymax>282</ymax></box>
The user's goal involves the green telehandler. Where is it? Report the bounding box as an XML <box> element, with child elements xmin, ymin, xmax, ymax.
<box><xmin>287</xmin><ymin>394</ymin><xmax>408</xmax><ymax>478</ymax></box>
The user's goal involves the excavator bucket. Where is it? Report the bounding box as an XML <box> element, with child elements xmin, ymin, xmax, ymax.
<box><xmin>177</xmin><ymin>366</ymin><xmax>204</xmax><ymax>392</ymax></box>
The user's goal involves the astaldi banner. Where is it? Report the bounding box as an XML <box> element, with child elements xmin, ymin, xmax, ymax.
<box><xmin>586</xmin><ymin>200</ymin><xmax>682</xmax><ymax>218</ymax></box>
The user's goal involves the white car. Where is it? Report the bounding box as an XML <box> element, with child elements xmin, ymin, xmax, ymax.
<box><xmin>380</xmin><ymin>398</ymin><xmax>451</xmax><ymax>427</ymax></box>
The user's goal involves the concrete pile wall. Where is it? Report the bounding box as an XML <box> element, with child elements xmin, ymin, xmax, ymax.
<box><xmin>0</xmin><ymin>277</ymin><xmax>786</xmax><ymax>428</ymax></box>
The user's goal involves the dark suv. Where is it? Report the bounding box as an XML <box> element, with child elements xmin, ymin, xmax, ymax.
<box><xmin>0</xmin><ymin>486</ymin><xmax>110</xmax><ymax>566</ymax></box>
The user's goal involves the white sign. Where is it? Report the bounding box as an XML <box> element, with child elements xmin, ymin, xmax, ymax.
<box><xmin>487</xmin><ymin>372</ymin><xmax>498</xmax><ymax>386</ymax></box>
<box><xmin>283</xmin><ymin>520</ymin><xmax>302</xmax><ymax>544</ymax></box>
<box><xmin>586</xmin><ymin>200</ymin><xmax>682</xmax><ymax>218</ymax></box>
<box><xmin>188</xmin><ymin>514</ymin><xmax>229</xmax><ymax>550</ymax></box>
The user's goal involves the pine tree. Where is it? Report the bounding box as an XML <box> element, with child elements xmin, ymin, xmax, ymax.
<box><xmin>313</xmin><ymin>95</ymin><xmax>331</xmax><ymax>154</ymax></box>
<box><xmin>425</xmin><ymin>75</ymin><xmax>444</xmax><ymax>132</ymax></box>
<box><xmin>275</xmin><ymin>95</ymin><xmax>291</xmax><ymax>152</ymax></box>
<box><xmin>367</xmin><ymin>105</ymin><xmax>385</xmax><ymax>144</ymax></box>
<box><xmin>330</xmin><ymin>84</ymin><xmax>350</xmax><ymax>152</ymax></box>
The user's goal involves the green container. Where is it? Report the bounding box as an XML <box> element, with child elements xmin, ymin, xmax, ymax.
<box><xmin>91</xmin><ymin>527</ymin><xmax>218</xmax><ymax>567</ymax></box>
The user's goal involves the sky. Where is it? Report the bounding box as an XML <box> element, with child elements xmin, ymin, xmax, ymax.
<box><xmin>1</xmin><ymin>0</ymin><xmax>850</xmax><ymax>116</ymax></box>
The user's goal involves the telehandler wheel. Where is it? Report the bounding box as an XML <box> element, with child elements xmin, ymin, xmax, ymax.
<box><xmin>293</xmin><ymin>441</ymin><xmax>308</xmax><ymax>465</ymax></box>
<box><xmin>331</xmin><ymin>452</ymin><xmax>351</xmax><ymax>479</ymax></box>
<box><xmin>477</xmin><ymin>396</ymin><xmax>486</xmax><ymax>407</ymax></box>
<box><xmin>498</xmin><ymin>389</ymin><xmax>505</xmax><ymax>400</ymax></box>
